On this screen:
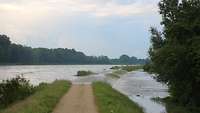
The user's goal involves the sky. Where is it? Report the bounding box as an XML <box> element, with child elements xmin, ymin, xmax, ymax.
<box><xmin>0</xmin><ymin>0</ymin><xmax>161</xmax><ymax>59</ymax></box>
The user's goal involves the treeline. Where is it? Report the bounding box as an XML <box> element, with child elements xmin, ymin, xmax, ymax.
<box><xmin>144</xmin><ymin>0</ymin><xmax>200</xmax><ymax>109</ymax></box>
<box><xmin>0</xmin><ymin>35</ymin><xmax>146</xmax><ymax>65</ymax></box>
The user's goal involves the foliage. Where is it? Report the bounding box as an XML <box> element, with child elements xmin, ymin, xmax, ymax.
<box><xmin>0</xmin><ymin>80</ymin><xmax>71</xmax><ymax>113</ymax></box>
<box><xmin>76</xmin><ymin>70</ymin><xmax>94</xmax><ymax>76</ymax></box>
<box><xmin>163</xmin><ymin>97</ymin><xmax>200</xmax><ymax>113</ymax></box>
<box><xmin>93</xmin><ymin>82</ymin><xmax>144</xmax><ymax>113</ymax></box>
<box><xmin>146</xmin><ymin>0</ymin><xmax>200</xmax><ymax>107</ymax></box>
<box><xmin>111</xmin><ymin>55</ymin><xmax>146</xmax><ymax>65</ymax></box>
<box><xmin>0</xmin><ymin>35</ymin><xmax>11</xmax><ymax>63</ymax></box>
<box><xmin>0</xmin><ymin>35</ymin><xmax>146</xmax><ymax>65</ymax></box>
<box><xmin>0</xmin><ymin>76</ymin><xmax>35</xmax><ymax>109</ymax></box>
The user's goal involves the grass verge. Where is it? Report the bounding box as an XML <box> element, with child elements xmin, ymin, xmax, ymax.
<box><xmin>93</xmin><ymin>82</ymin><xmax>144</xmax><ymax>113</ymax></box>
<box><xmin>0</xmin><ymin>80</ymin><xmax>71</xmax><ymax>113</ymax></box>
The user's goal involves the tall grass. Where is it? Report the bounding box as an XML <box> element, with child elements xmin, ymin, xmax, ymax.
<box><xmin>0</xmin><ymin>80</ymin><xmax>71</xmax><ymax>113</ymax></box>
<box><xmin>0</xmin><ymin>76</ymin><xmax>35</xmax><ymax>109</ymax></box>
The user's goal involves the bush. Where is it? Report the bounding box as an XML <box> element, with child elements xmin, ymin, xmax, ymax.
<box><xmin>0</xmin><ymin>80</ymin><xmax>71</xmax><ymax>113</ymax></box>
<box><xmin>76</xmin><ymin>70</ymin><xmax>94</xmax><ymax>76</ymax></box>
<box><xmin>0</xmin><ymin>76</ymin><xmax>34</xmax><ymax>108</ymax></box>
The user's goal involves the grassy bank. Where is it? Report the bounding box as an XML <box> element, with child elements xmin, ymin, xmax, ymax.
<box><xmin>93</xmin><ymin>82</ymin><xmax>144</xmax><ymax>113</ymax></box>
<box><xmin>0</xmin><ymin>80</ymin><xmax>71</xmax><ymax>113</ymax></box>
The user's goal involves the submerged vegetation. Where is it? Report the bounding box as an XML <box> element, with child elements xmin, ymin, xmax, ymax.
<box><xmin>0</xmin><ymin>80</ymin><xmax>71</xmax><ymax>113</ymax></box>
<box><xmin>121</xmin><ymin>65</ymin><xmax>143</xmax><ymax>72</ymax></box>
<box><xmin>93</xmin><ymin>82</ymin><xmax>144</xmax><ymax>113</ymax></box>
<box><xmin>108</xmin><ymin>65</ymin><xmax>143</xmax><ymax>78</ymax></box>
<box><xmin>110</xmin><ymin>65</ymin><xmax>143</xmax><ymax>72</ymax></box>
<box><xmin>106</xmin><ymin>70</ymin><xmax>127</xmax><ymax>78</ymax></box>
<box><xmin>76</xmin><ymin>70</ymin><xmax>94</xmax><ymax>76</ymax></box>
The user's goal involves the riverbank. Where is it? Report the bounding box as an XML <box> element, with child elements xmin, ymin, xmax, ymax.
<box><xmin>93</xmin><ymin>82</ymin><xmax>144</xmax><ymax>113</ymax></box>
<box><xmin>0</xmin><ymin>80</ymin><xmax>71</xmax><ymax>113</ymax></box>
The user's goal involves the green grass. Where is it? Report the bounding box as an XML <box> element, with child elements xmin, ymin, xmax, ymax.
<box><xmin>0</xmin><ymin>80</ymin><xmax>71</xmax><ymax>113</ymax></box>
<box><xmin>113</xmin><ymin>70</ymin><xmax>127</xmax><ymax>75</ymax></box>
<box><xmin>93</xmin><ymin>82</ymin><xmax>144</xmax><ymax>113</ymax></box>
<box><xmin>110</xmin><ymin>65</ymin><xmax>143</xmax><ymax>72</ymax></box>
<box><xmin>121</xmin><ymin>65</ymin><xmax>143</xmax><ymax>72</ymax></box>
<box><xmin>76</xmin><ymin>70</ymin><xmax>94</xmax><ymax>76</ymax></box>
<box><xmin>106</xmin><ymin>73</ymin><xmax>120</xmax><ymax>78</ymax></box>
<box><xmin>106</xmin><ymin>70</ymin><xmax>127</xmax><ymax>78</ymax></box>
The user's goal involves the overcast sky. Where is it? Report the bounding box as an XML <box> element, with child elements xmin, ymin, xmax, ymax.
<box><xmin>0</xmin><ymin>0</ymin><xmax>161</xmax><ymax>58</ymax></box>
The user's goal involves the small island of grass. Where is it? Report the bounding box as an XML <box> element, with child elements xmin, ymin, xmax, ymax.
<box><xmin>76</xmin><ymin>70</ymin><xmax>94</xmax><ymax>76</ymax></box>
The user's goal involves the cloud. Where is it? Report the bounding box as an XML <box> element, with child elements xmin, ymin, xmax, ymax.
<box><xmin>0</xmin><ymin>0</ymin><xmax>160</xmax><ymax>58</ymax></box>
<box><xmin>0</xmin><ymin>0</ymin><xmax>158</xmax><ymax>17</ymax></box>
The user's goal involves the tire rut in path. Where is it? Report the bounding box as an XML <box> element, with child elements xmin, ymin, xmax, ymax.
<box><xmin>52</xmin><ymin>84</ymin><xmax>99</xmax><ymax>113</ymax></box>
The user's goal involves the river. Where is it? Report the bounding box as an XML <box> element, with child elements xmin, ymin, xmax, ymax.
<box><xmin>0</xmin><ymin>65</ymin><xmax>168</xmax><ymax>113</ymax></box>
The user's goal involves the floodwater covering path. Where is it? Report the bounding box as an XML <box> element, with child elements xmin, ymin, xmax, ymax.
<box><xmin>52</xmin><ymin>84</ymin><xmax>99</xmax><ymax>113</ymax></box>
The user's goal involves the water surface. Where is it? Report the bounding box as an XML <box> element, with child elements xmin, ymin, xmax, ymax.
<box><xmin>0</xmin><ymin>65</ymin><xmax>112</xmax><ymax>85</ymax></box>
<box><xmin>112</xmin><ymin>71</ymin><xmax>168</xmax><ymax>113</ymax></box>
<box><xmin>0</xmin><ymin>65</ymin><xmax>168</xmax><ymax>113</ymax></box>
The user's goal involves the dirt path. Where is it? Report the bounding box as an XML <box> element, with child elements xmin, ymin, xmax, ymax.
<box><xmin>52</xmin><ymin>84</ymin><xmax>99</xmax><ymax>113</ymax></box>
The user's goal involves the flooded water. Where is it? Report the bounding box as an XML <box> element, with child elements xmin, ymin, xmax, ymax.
<box><xmin>112</xmin><ymin>71</ymin><xmax>168</xmax><ymax>113</ymax></box>
<box><xmin>0</xmin><ymin>65</ymin><xmax>168</xmax><ymax>113</ymax></box>
<box><xmin>0</xmin><ymin>65</ymin><xmax>113</xmax><ymax>85</ymax></box>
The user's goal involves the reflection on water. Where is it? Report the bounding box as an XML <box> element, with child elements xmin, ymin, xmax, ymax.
<box><xmin>0</xmin><ymin>65</ymin><xmax>168</xmax><ymax>113</ymax></box>
<box><xmin>112</xmin><ymin>71</ymin><xmax>168</xmax><ymax>113</ymax></box>
<box><xmin>0</xmin><ymin>65</ymin><xmax>113</xmax><ymax>85</ymax></box>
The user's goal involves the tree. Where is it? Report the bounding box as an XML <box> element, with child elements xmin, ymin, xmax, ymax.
<box><xmin>0</xmin><ymin>35</ymin><xmax>11</xmax><ymax>63</ymax></box>
<box><xmin>147</xmin><ymin>0</ymin><xmax>200</xmax><ymax>106</ymax></box>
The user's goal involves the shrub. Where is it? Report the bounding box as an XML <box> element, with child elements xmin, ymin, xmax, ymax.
<box><xmin>0</xmin><ymin>76</ymin><xmax>34</xmax><ymax>108</ymax></box>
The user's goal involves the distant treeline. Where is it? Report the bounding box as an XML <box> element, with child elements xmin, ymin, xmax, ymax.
<box><xmin>0</xmin><ymin>35</ymin><xmax>146</xmax><ymax>65</ymax></box>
